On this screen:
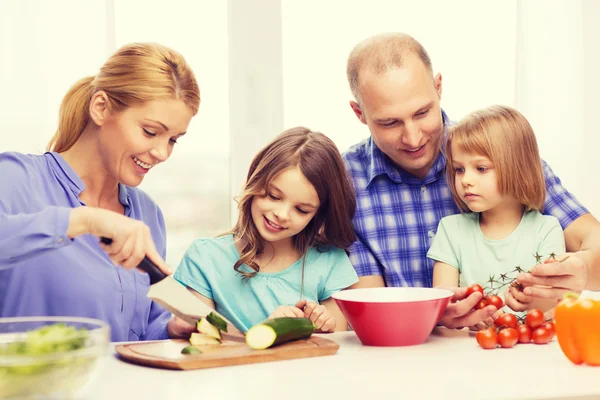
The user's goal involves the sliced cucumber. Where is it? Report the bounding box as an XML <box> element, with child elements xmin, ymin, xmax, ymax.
<box><xmin>181</xmin><ymin>346</ymin><xmax>202</xmax><ymax>355</ymax></box>
<box><xmin>246</xmin><ymin>318</ymin><xmax>315</xmax><ymax>350</ymax></box>
<box><xmin>189</xmin><ymin>332</ymin><xmax>221</xmax><ymax>346</ymax></box>
<box><xmin>197</xmin><ymin>318</ymin><xmax>221</xmax><ymax>340</ymax></box>
<box><xmin>207</xmin><ymin>312</ymin><xmax>228</xmax><ymax>333</ymax></box>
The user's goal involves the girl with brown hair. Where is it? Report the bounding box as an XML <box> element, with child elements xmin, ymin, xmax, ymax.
<box><xmin>427</xmin><ymin>105</ymin><xmax>565</xmax><ymax>330</ymax></box>
<box><xmin>175</xmin><ymin>127</ymin><xmax>359</xmax><ymax>332</ymax></box>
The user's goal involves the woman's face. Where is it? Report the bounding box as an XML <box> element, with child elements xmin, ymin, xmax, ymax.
<box><xmin>97</xmin><ymin>98</ymin><xmax>194</xmax><ymax>187</ymax></box>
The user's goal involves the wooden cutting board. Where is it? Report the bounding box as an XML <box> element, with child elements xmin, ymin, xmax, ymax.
<box><xmin>115</xmin><ymin>333</ymin><xmax>339</xmax><ymax>370</ymax></box>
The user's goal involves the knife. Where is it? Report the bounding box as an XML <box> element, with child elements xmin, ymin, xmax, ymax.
<box><xmin>100</xmin><ymin>237</ymin><xmax>233</xmax><ymax>329</ymax></box>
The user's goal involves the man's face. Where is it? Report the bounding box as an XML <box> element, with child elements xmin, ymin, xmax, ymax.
<box><xmin>351</xmin><ymin>54</ymin><xmax>444</xmax><ymax>180</ymax></box>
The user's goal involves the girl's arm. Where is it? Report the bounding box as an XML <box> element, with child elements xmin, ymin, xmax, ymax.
<box><xmin>433</xmin><ymin>261</ymin><xmax>459</xmax><ymax>288</ymax></box>
<box><xmin>321</xmin><ymin>297</ymin><xmax>348</xmax><ymax>331</ymax></box>
<box><xmin>187</xmin><ymin>287</ymin><xmax>217</xmax><ymax>309</ymax></box>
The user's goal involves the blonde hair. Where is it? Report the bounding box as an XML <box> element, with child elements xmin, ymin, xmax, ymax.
<box><xmin>47</xmin><ymin>43</ymin><xmax>200</xmax><ymax>152</ymax></box>
<box><xmin>445</xmin><ymin>105</ymin><xmax>545</xmax><ymax>212</ymax></box>
<box><xmin>347</xmin><ymin>32</ymin><xmax>432</xmax><ymax>103</ymax></box>
<box><xmin>228</xmin><ymin>127</ymin><xmax>357</xmax><ymax>279</ymax></box>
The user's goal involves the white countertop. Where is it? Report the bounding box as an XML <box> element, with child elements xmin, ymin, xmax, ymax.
<box><xmin>84</xmin><ymin>328</ymin><xmax>600</xmax><ymax>400</ymax></box>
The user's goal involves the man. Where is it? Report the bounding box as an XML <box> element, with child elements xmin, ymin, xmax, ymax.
<box><xmin>342</xmin><ymin>32</ymin><xmax>600</xmax><ymax>328</ymax></box>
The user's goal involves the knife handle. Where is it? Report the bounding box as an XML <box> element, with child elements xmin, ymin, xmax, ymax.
<box><xmin>99</xmin><ymin>237</ymin><xmax>167</xmax><ymax>285</ymax></box>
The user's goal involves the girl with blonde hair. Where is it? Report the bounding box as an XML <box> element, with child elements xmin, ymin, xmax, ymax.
<box><xmin>427</xmin><ymin>105</ymin><xmax>565</xmax><ymax>329</ymax></box>
<box><xmin>0</xmin><ymin>43</ymin><xmax>200</xmax><ymax>341</ymax></box>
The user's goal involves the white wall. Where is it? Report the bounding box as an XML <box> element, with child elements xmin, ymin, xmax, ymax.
<box><xmin>2</xmin><ymin>0</ymin><xmax>599</xmax><ymax>268</ymax></box>
<box><xmin>0</xmin><ymin>0</ymin><xmax>108</xmax><ymax>153</ymax></box>
<box><xmin>281</xmin><ymin>0</ymin><xmax>517</xmax><ymax>153</ymax></box>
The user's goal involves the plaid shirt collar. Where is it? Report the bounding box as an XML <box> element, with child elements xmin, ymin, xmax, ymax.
<box><xmin>366</xmin><ymin>109</ymin><xmax>451</xmax><ymax>187</ymax></box>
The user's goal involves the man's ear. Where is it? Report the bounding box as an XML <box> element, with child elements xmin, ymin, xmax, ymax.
<box><xmin>434</xmin><ymin>73</ymin><xmax>442</xmax><ymax>99</ymax></box>
<box><xmin>89</xmin><ymin>91</ymin><xmax>110</xmax><ymax>126</ymax></box>
<box><xmin>350</xmin><ymin>101</ymin><xmax>367</xmax><ymax>125</ymax></box>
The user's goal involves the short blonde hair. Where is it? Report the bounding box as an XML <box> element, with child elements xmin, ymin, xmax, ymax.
<box><xmin>346</xmin><ymin>32</ymin><xmax>432</xmax><ymax>103</ymax></box>
<box><xmin>445</xmin><ymin>105</ymin><xmax>545</xmax><ymax>212</ymax></box>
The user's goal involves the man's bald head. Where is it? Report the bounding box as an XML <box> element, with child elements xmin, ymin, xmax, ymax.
<box><xmin>347</xmin><ymin>33</ymin><xmax>433</xmax><ymax>104</ymax></box>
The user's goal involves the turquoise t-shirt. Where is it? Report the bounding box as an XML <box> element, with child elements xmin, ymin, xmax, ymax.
<box><xmin>174</xmin><ymin>234</ymin><xmax>359</xmax><ymax>332</ymax></box>
<box><xmin>426</xmin><ymin>210</ymin><xmax>565</xmax><ymax>311</ymax></box>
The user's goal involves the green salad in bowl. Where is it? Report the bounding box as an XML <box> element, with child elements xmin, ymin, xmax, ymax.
<box><xmin>0</xmin><ymin>316</ymin><xmax>109</xmax><ymax>399</ymax></box>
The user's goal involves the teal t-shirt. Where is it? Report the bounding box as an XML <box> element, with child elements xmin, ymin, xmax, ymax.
<box><xmin>174</xmin><ymin>234</ymin><xmax>359</xmax><ymax>332</ymax></box>
<box><xmin>426</xmin><ymin>210</ymin><xmax>565</xmax><ymax>311</ymax></box>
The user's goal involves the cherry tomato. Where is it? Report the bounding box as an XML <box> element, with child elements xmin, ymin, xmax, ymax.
<box><xmin>466</xmin><ymin>284</ymin><xmax>484</xmax><ymax>297</ymax></box>
<box><xmin>494</xmin><ymin>313</ymin><xmax>519</xmax><ymax>329</ymax></box>
<box><xmin>498</xmin><ymin>327</ymin><xmax>519</xmax><ymax>348</ymax></box>
<box><xmin>485</xmin><ymin>295</ymin><xmax>504</xmax><ymax>310</ymax></box>
<box><xmin>532</xmin><ymin>327</ymin><xmax>552</xmax><ymax>344</ymax></box>
<box><xmin>517</xmin><ymin>324</ymin><xmax>532</xmax><ymax>343</ymax></box>
<box><xmin>541</xmin><ymin>321</ymin><xmax>555</xmax><ymax>340</ymax></box>
<box><xmin>526</xmin><ymin>309</ymin><xmax>544</xmax><ymax>329</ymax></box>
<box><xmin>476</xmin><ymin>327</ymin><xmax>498</xmax><ymax>349</ymax></box>
<box><xmin>475</xmin><ymin>300</ymin><xmax>487</xmax><ymax>310</ymax></box>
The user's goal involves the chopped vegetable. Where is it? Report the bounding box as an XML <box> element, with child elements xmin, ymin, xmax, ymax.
<box><xmin>181</xmin><ymin>346</ymin><xmax>202</xmax><ymax>355</ymax></box>
<box><xmin>206</xmin><ymin>312</ymin><xmax>228</xmax><ymax>333</ymax></box>
<box><xmin>246</xmin><ymin>318</ymin><xmax>315</xmax><ymax>350</ymax></box>
<box><xmin>197</xmin><ymin>318</ymin><xmax>221</xmax><ymax>340</ymax></box>
<box><xmin>189</xmin><ymin>332</ymin><xmax>220</xmax><ymax>346</ymax></box>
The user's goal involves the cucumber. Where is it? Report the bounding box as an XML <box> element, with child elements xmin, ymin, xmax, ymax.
<box><xmin>245</xmin><ymin>318</ymin><xmax>316</xmax><ymax>350</ymax></box>
<box><xmin>181</xmin><ymin>346</ymin><xmax>202</xmax><ymax>355</ymax></box>
<box><xmin>197</xmin><ymin>318</ymin><xmax>221</xmax><ymax>340</ymax></box>
<box><xmin>189</xmin><ymin>332</ymin><xmax>220</xmax><ymax>346</ymax></box>
<box><xmin>206</xmin><ymin>312</ymin><xmax>227</xmax><ymax>333</ymax></box>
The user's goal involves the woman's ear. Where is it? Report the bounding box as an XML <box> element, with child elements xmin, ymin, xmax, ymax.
<box><xmin>89</xmin><ymin>91</ymin><xmax>110</xmax><ymax>126</ymax></box>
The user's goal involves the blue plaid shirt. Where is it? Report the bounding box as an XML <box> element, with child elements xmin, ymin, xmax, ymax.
<box><xmin>342</xmin><ymin>110</ymin><xmax>589</xmax><ymax>287</ymax></box>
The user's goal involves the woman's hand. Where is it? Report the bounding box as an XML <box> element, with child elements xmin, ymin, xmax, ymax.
<box><xmin>68</xmin><ymin>207</ymin><xmax>171</xmax><ymax>275</ymax></box>
<box><xmin>167</xmin><ymin>316</ymin><xmax>197</xmax><ymax>339</ymax></box>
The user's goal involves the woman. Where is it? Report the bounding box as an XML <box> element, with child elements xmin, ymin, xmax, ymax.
<box><xmin>0</xmin><ymin>43</ymin><xmax>200</xmax><ymax>341</ymax></box>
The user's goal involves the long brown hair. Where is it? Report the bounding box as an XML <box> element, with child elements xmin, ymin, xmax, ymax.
<box><xmin>230</xmin><ymin>127</ymin><xmax>357</xmax><ymax>279</ymax></box>
<box><xmin>47</xmin><ymin>43</ymin><xmax>200</xmax><ymax>152</ymax></box>
<box><xmin>445</xmin><ymin>105</ymin><xmax>545</xmax><ymax>212</ymax></box>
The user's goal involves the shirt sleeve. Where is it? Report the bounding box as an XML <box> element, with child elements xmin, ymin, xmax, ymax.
<box><xmin>319</xmin><ymin>247</ymin><xmax>359</xmax><ymax>301</ymax></box>
<box><xmin>173</xmin><ymin>240</ymin><xmax>214</xmax><ymax>299</ymax></box>
<box><xmin>142</xmin><ymin>203</ymin><xmax>171</xmax><ymax>341</ymax></box>
<box><xmin>346</xmin><ymin>235</ymin><xmax>383</xmax><ymax>277</ymax></box>
<box><xmin>426</xmin><ymin>218</ymin><xmax>460</xmax><ymax>271</ymax></box>
<box><xmin>0</xmin><ymin>154</ymin><xmax>74</xmax><ymax>266</ymax></box>
<box><xmin>141</xmin><ymin>301</ymin><xmax>171</xmax><ymax>341</ymax></box>
<box><xmin>537</xmin><ymin>216</ymin><xmax>567</xmax><ymax>260</ymax></box>
<box><xmin>542</xmin><ymin>160</ymin><xmax>589</xmax><ymax>229</ymax></box>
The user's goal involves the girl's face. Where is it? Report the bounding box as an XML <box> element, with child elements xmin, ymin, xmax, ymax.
<box><xmin>97</xmin><ymin>98</ymin><xmax>194</xmax><ymax>187</ymax></box>
<box><xmin>251</xmin><ymin>165</ymin><xmax>321</xmax><ymax>246</ymax></box>
<box><xmin>450</xmin><ymin>145</ymin><xmax>508</xmax><ymax>213</ymax></box>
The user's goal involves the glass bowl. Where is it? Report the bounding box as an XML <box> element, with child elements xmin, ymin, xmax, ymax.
<box><xmin>0</xmin><ymin>316</ymin><xmax>110</xmax><ymax>399</ymax></box>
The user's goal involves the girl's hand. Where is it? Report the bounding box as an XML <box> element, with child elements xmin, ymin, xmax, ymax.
<box><xmin>68</xmin><ymin>207</ymin><xmax>171</xmax><ymax>275</ymax></box>
<box><xmin>469</xmin><ymin>308</ymin><xmax>503</xmax><ymax>331</ymax></box>
<box><xmin>268</xmin><ymin>304</ymin><xmax>305</xmax><ymax>319</ymax></box>
<box><xmin>301</xmin><ymin>301</ymin><xmax>336</xmax><ymax>333</ymax></box>
<box><xmin>504</xmin><ymin>286</ymin><xmax>534</xmax><ymax>312</ymax></box>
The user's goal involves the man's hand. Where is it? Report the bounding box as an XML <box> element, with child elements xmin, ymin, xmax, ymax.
<box><xmin>516</xmin><ymin>252</ymin><xmax>587</xmax><ymax>299</ymax></box>
<box><xmin>436</xmin><ymin>286</ymin><xmax>497</xmax><ymax>329</ymax></box>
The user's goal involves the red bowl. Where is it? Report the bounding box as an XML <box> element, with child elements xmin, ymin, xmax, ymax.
<box><xmin>332</xmin><ymin>287</ymin><xmax>453</xmax><ymax>346</ymax></box>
